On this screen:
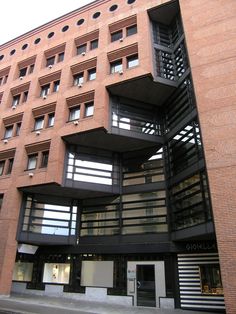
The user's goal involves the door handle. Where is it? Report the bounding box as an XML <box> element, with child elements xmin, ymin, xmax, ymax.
<box><xmin>137</xmin><ymin>280</ymin><xmax>141</xmax><ymax>289</ymax></box>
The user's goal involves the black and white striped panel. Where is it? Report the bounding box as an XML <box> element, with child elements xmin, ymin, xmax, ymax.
<box><xmin>177</xmin><ymin>253</ymin><xmax>225</xmax><ymax>311</ymax></box>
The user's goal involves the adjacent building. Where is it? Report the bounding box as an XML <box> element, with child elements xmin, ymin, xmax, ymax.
<box><xmin>0</xmin><ymin>0</ymin><xmax>235</xmax><ymax>312</ymax></box>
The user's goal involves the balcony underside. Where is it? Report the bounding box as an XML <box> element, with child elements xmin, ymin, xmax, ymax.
<box><xmin>63</xmin><ymin>128</ymin><xmax>162</xmax><ymax>153</ymax></box>
<box><xmin>107</xmin><ymin>75</ymin><xmax>176</xmax><ymax>106</ymax></box>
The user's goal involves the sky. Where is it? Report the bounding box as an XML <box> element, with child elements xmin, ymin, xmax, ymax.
<box><xmin>0</xmin><ymin>0</ymin><xmax>94</xmax><ymax>45</ymax></box>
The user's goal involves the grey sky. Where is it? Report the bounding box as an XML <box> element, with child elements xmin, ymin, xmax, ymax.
<box><xmin>0</xmin><ymin>0</ymin><xmax>94</xmax><ymax>45</ymax></box>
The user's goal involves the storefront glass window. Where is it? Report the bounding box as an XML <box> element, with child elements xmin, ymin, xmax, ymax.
<box><xmin>200</xmin><ymin>264</ymin><xmax>223</xmax><ymax>295</ymax></box>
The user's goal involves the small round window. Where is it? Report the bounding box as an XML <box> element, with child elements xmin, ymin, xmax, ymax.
<box><xmin>10</xmin><ymin>49</ymin><xmax>16</xmax><ymax>56</ymax></box>
<box><xmin>93</xmin><ymin>12</ymin><xmax>101</xmax><ymax>19</ymax></box>
<box><xmin>0</xmin><ymin>55</ymin><xmax>4</xmax><ymax>61</ymax></box>
<box><xmin>22</xmin><ymin>44</ymin><xmax>28</xmax><ymax>50</ymax></box>
<box><xmin>109</xmin><ymin>4</ymin><xmax>118</xmax><ymax>12</ymax></box>
<box><xmin>34</xmin><ymin>38</ymin><xmax>41</xmax><ymax>44</ymax></box>
<box><xmin>77</xmin><ymin>19</ymin><xmax>85</xmax><ymax>26</ymax></box>
<box><xmin>48</xmin><ymin>32</ymin><xmax>55</xmax><ymax>39</ymax></box>
<box><xmin>62</xmin><ymin>25</ymin><xmax>69</xmax><ymax>32</ymax></box>
<box><xmin>127</xmin><ymin>0</ymin><xmax>136</xmax><ymax>4</ymax></box>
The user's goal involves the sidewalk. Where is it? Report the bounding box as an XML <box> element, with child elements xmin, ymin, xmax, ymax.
<box><xmin>0</xmin><ymin>293</ymin><xmax>221</xmax><ymax>314</ymax></box>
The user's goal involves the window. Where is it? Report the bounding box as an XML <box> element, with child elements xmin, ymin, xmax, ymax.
<box><xmin>88</xmin><ymin>68</ymin><xmax>96</xmax><ymax>81</ymax></box>
<box><xmin>16</xmin><ymin>123</ymin><xmax>21</xmax><ymax>136</ymax></box>
<box><xmin>22</xmin><ymin>91</ymin><xmax>28</xmax><ymax>103</ymax></box>
<box><xmin>19</xmin><ymin>67</ymin><xmax>27</xmax><ymax>77</ymax></box>
<box><xmin>111</xmin><ymin>30</ymin><xmax>123</xmax><ymax>42</ymax></box>
<box><xmin>4</xmin><ymin>125</ymin><xmax>14</xmax><ymax>139</ymax></box>
<box><xmin>200</xmin><ymin>264</ymin><xmax>223</xmax><ymax>295</ymax></box>
<box><xmin>19</xmin><ymin>64</ymin><xmax>35</xmax><ymax>77</ymax></box>
<box><xmin>13</xmin><ymin>262</ymin><xmax>33</xmax><ymax>282</ymax></box>
<box><xmin>0</xmin><ymin>161</ymin><xmax>5</xmax><ymax>176</ymax></box>
<box><xmin>34</xmin><ymin>116</ymin><xmax>44</xmax><ymax>130</ymax></box>
<box><xmin>53</xmin><ymin>80</ymin><xmax>60</xmax><ymax>92</ymax></box>
<box><xmin>29</xmin><ymin>64</ymin><xmax>35</xmax><ymax>74</ymax></box>
<box><xmin>0</xmin><ymin>194</ymin><xmax>3</xmax><ymax>210</ymax></box>
<box><xmin>6</xmin><ymin>158</ymin><xmax>14</xmax><ymax>175</ymax></box>
<box><xmin>46</xmin><ymin>56</ymin><xmax>55</xmax><ymax>67</ymax></box>
<box><xmin>127</xmin><ymin>24</ymin><xmax>137</xmax><ymax>36</ymax></box>
<box><xmin>110</xmin><ymin>60</ymin><xmax>123</xmax><ymax>73</ymax></box>
<box><xmin>40</xmin><ymin>84</ymin><xmax>50</xmax><ymax>97</ymax></box>
<box><xmin>73</xmin><ymin>73</ymin><xmax>84</xmax><ymax>86</ymax></box>
<box><xmin>27</xmin><ymin>154</ymin><xmax>37</xmax><ymax>170</ymax></box>
<box><xmin>12</xmin><ymin>95</ymin><xmax>20</xmax><ymax>107</ymax></box>
<box><xmin>58</xmin><ymin>52</ymin><xmax>64</xmax><ymax>62</ymax></box>
<box><xmin>47</xmin><ymin>113</ymin><xmax>55</xmax><ymax>127</ymax></box>
<box><xmin>77</xmin><ymin>44</ymin><xmax>87</xmax><ymax>55</ymax></box>
<box><xmin>43</xmin><ymin>263</ymin><xmax>70</xmax><ymax>284</ymax></box>
<box><xmin>90</xmin><ymin>39</ymin><xmax>98</xmax><ymax>50</ymax></box>
<box><xmin>69</xmin><ymin>106</ymin><xmax>80</xmax><ymax>121</ymax></box>
<box><xmin>41</xmin><ymin>151</ymin><xmax>49</xmax><ymax>168</ymax></box>
<box><xmin>127</xmin><ymin>54</ymin><xmax>139</xmax><ymax>68</ymax></box>
<box><xmin>84</xmin><ymin>102</ymin><xmax>94</xmax><ymax>117</ymax></box>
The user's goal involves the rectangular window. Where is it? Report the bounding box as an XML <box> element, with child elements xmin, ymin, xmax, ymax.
<box><xmin>88</xmin><ymin>68</ymin><xmax>96</xmax><ymax>81</ymax></box>
<box><xmin>111</xmin><ymin>30</ymin><xmax>123</xmax><ymax>42</ymax></box>
<box><xmin>0</xmin><ymin>194</ymin><xmax>3</xmax><ymax>210</ymax></box>
<box><xmin>34</xmin><ymin>117</ymin><xmax>44</xmax><ymax>130</ymax></box>
<box><xmin>90</xmin><ymin>39</ymin><xmax>98</xmax><ymax>50</ymax></box>
<box><xmin>4</xmin><ymin>125</ymin><xmax>14</xmax><ymax>139</ymax></box>
<box><xmin>12</xmin><ymin>95</ymin><xmax>20</xmax><ymax>107</ymax></box>
<box><xmin>6</xmin><ymin>158</ymin><xmax>14</xmax><ymax>175</ymax></box>
<box><xmin>53</xmin><ymin>80</ymin><xmax>60</xmax><ymax>92</ymax></box>
<box><xmin>0</xmin><ymin>160</ymin><xmax>5</xmax><ymax>176</ymax></box>
<box><xmin>27</xmin><ymin>154</ymin><xmax>38</xmax><ymax>170</ymax></box>
<box><xmin>47</xmin><ymin>113</ymin><xmax>55</xmax><ymax>127</ymax></box>
<box><xmin>19</xmin><ymin>67</ymin><xmax>27</xmax><ymax>77</ymax></box>
<box><xmin>73</xmin><ymin>73</ymin><xmax>84</xmax><ymax>86</ymax></box>
<box><xmin>110</xmin><ymin>60</ymin><xmax>123</xmax><ymax>74</ymax></box>
<box><xmin>29</xmin><ymin>64</ymin><xmax>35</xmax><ymax>74</ymax></box>
<box><xmin>58</xmin><ymin>52</ymin><xmax>64</xmax><ymax>63</ymax></box>
<box><xmin>46</xmin><ymin>56</ymin><xmax>55</xmax><ymax>67</ymax></box>
<box><xmin>85</xmin><ymin>102</ymin><xmax>94</xmax><ymax>117</ymax></box>
<box><xmin>22</xmin><ymin>91</ymin><xmax>28</xmax><ymax>103</ymax></box>
<box><xmin>16</xmin><ymin>123</ymin><xmax>21</xmax><ymax>136</ymax></box>
<box><xmin>41</xmin><ymin>151</ymin><xmax>49</xmax><ymax>168</ymax></box>
<box><xmin>81</xmin><ymin>261</ymin><xmax>114</xmax><ymax>288</ymax></box>
<box><xmin>77</xmin><ymin>44</ymin><xmax>87</xmax><ymax>55</ymax></box>
<box><xmin>40</xmin><ymin>84</ymin><xmax>50</xmax><ymax>97</ymax></box>
<box><xmin>43</xmin><ymin>263</ymin><xmax>70</xmax><ymax>284</ymax></box>
<box><xmin>13</xmin><ymin>262</ymin><xmax>33</xmax><ymax>282</ymax></box>
<box><xmin>126</xmin><ymin>24</ymin><xmax>137</xmax><ymax>36</ymax></box>
<box><xmin>127</xmin><ymin>54</ymin><xmax>139</xmax><ymax>68</ymax></box>
<box><xmin>69</xmin><ymin>106</ymin><xmax>80</xmax><ymax>121</ymax></box>
<box><xmin>200</xmin><ymin>264</ymin><xmax>223</xmax><ymax>295</ymax></box>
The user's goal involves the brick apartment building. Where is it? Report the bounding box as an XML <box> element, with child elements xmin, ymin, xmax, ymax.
<box><xmin>0</xmin><ymin>0</ymin><xmax>235</xmax><ymax>312</ymax></box>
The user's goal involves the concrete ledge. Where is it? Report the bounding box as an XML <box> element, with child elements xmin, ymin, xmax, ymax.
<box><xmin>160</xmin><ymin>297</ymin><xmax>175</xmax><ymax>309</ymax></box>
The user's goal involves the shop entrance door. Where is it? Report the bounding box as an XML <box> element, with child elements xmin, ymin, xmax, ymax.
<box><xmin>136</xmin><ymin>264</ymin><xmax>156</xmax><ymax>307</ymax></box>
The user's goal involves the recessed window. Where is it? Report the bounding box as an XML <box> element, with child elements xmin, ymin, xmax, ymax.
<box><xmin>62</xmin><ymin>25</ymin><xmax>69</xmax><ymax>32</ymax></box>
<box><xmin>47</xmin><ymin>113</ymin><xmax>55</xmax><ymax>127</ymax></box>
<box><xmin>58</xmin><ymin>52</ymin><xmax>64</xmax><ymax>62</ymax></box>
<box><xmin>19</xmin><ymin>67</ymin><xmax>27</xmax><ymax>77</ymax></box>
<box><xmin>41</xmin><ymin>151</ymin><xmax>49</xmax><ymax>168</ymax></box>
<box><xmin>4</xmin><ymin>125</ymin><xmax>14</xmax><ymax>139</ymax></box>
<box><xmin>6</xmin><ymin>158</ymin><xmax>14</xmax><ymax>175</ymax></box>
<box><xmin>85</xmin><ymin>102</ymin><xmax>94</xmax><ymax>117</ymax></box>
<box><xmin>111</xmin><ymin>60</ymin><xmax>123</xmax><ymax>73</ymax></box>
<box><xmin>22</xmin><ymin>91</ymin><xmax>28</xmax><ymax>103</ymax></box>
<box><xmin>34</xmin><ymin>38</ymin><xmax>41</xmax><ymax>44</ymax></box>
<box><xmin>0</xmin><ymin>161</ymin><xmax>5</xmax><ymax>176</ymax></box>
<box><xmin>77</xmin><ymin>44</ymin><xmax>87</xmax><ymax>55</ymax></box>
<box><xmin>0</xmin><ymin>194</ymin><xmax>3</xmax><ymax>209</ymax></box>
<box><xmin>127</xmin><ymin>0</ymin><xmax>136</xmax><ymax>4</ymax></box>
<box><xmin>127</xmin><ymin>24</ymin><xmax>137</xmax><ymax>36</ymax></box>
<box><xmin>29</xmin><ymin>64</ymin><xmax>35</xmax><ymax>74</ymax></box>
<box><xmin>109</xmin><ymin>4</ymin><xmax>118</xmax><ymax>12</ymax></box>
<box><xmin>88</xmin><ymin>68</ymin><xmax>96</xmax><ymax>81</ymax></box>
<box><xmin>40</xmin><ymin>84</ymin><xmax>50</xmax><ymax>97</ymax></box>
<box><xmin>0</xmin><ymin>55</ymin><xmax>4</xmax><ymax>61</ymax></box>
<box><xmin>77</xmin><ymin>19</ymin><xmax>85</xmax><ymax>26</ymax></box>
<box><xmin>53</xmin><ymin>80</ymin><xmax>60</xmax><ymax>93</ymax></box>
<box><xmin>73</xmin><ymin>73</ymin><xmax>84</xmax><ymax>86</ymax></box>
<box><xmin>127</xmin><ymin>54</ymin><xmax>139</xmax><ymax>68</ymax></box>
<box><xmin>93</xmin><ymin>12</ymin><xmax>101</xmax><ymax>19</ymax></box>
<box><xmin>12</xmin><ymin>95</ymin><xmax>20</xmax><ymax>107</ymax></box>
<box><xmin>90</xmin><ymin>39</ymin><xmax>98</xmax><ymax>50</ymax></box>
<box><xmin>46</xmin><ymin>56</ymin><xmax>55</xmax><ymax>67</ymax></box>
<box><xmin>10</xmin><ymin>49</ymin><xmax>16</xmax><ymax>56</ymax></box>
<box><xmin>200</xmin><ymin>264</ymin><xmax>223</xmax><ymax>295</ymax></box>
<box><xmin>111</xmin><ymin>30</ymin><xmax>123</xmax><ymax>42</ymax></box>
<box><xmin>27</xmin><ymin>154</ymin><xmax>38</xmax><ymax>170</ymax></box>
<box><xmin>16</xmin><ymin>123</ymin><xmax>21</xmax><ymax>136</ymax></box>
<box><xmin>48</xmin><ymin>32</ymin><xmax>54</xmax><ymax>39</ymax></box>
<box><xmin>69</xmin><ymin>106</ymin><xmax>80</xmax><ymax>121</ymax></box>
<box><xmin>22</xmin><ymin>44</ymin><xmax>28</xmax><ymax>50</ymax></box>
<box><xmin>34</xmin><ymin>117</ymin><xmax>44</xmax><ymax>130</ymax></box>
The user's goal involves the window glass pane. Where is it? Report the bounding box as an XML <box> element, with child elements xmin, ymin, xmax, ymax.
<box><xmin>23</xmin><ymin>91</ymin><xmax>28</xmax><ymax>103</ymax></box>
<box><xmin>4</xmin><ymin>125</ymin><xmax>13</xmax><ymax>138</ymax></box>
<box><xmin>34</xmin><ymin>117</ymin><xmax>44</xmax><ymax>130</ymax></box>
<box><xmin>27</xmin><ymin>154</ymin><xmax>37</xmax><ymax>170</ymax></box>
<box><xmin>40</xmin><ymin>84</ymin><xmax>50</xmax><ymax>97</ymax></box>
<box><xmin>85</xmin><ymin>102</ymin><xmax>94</xmax><ymax>117</ymax></box>
<box><xmin>110</xmin><ymin>60</ymin><xmax>123</xmax><ymax>73</ymax></box>
<box><xmin>58</xmin><ymin>52</ymin><xmax>64</xmax><ymax>62</ymax></box>
<box><xmin>88</xmin><ymin>68</ymin><xmax>96</xmax><ymax>81</ymax></box>
<box><xmin>53</xmin><ymin>80</ymin><xmax>60</xmax><ymax>92</ymax></box>
<box><xmin>111</xmin><ymin>30</ymin><xmax>123</xmax><ymax>42</ymax></box>
<box><xmin>6</xmin><ymin>158</ymin><xmax>14</xmax><ymax>174</ymax></box>
<box><xmin>47</xmin><ymin>113</ymin><xmax>55</xmax><ymax>127</ymax></box>
<box><xmin>46</xmin><ymin>56</ymin><xmax>55</xmax><ymax>67</ymax></box>
<box><xmin>0</xmin><ymin>194</ymin><xmax>3</xmax><ymax>209</ymax></box>
<box><xmin>81</xmin><ymin>261</ymin><xmax>114</xmax><ymax>288</ymax></box>
<box><xmin>69</xmin><ymin>107</ymin><xmax>80</xmax><ymax>121</ymax></box>
<box><xmin>127</xmin><ymin>24</ymin><xmax>137</xmax><ymax>36</ymax></box>
<box><xmin>16</xmin><ymin>123</ymin><xmax>21</xmax><ymax>136</ymax></box>
<box><xmin>12</xmin><ymin>95</ymin><xmax>20</xmax><ymax>107</ymax></box>
<box><xmin>0</xmin><ymin>161</ymin><xmax>5</xmax><ymax>175</ymax></box>
<box><xmin>29</xmin><ymin>64</ymin><xmax>35</xmax><ymax>74</ymax></box>
<box><xmin>77</xmin><ymin>44</ymin><xmax>87</xmax><ymax>55</ymax></box>
<box><xmin>127</xmin><ymin>55</ymin><xmax>139</xmax><ymax>68</ymax></box>
<box><xmin>73</xmin><ymin>73</ymin><xmax>84</xmax><ymax>86</ymax></box>
<box><xmin>13</xmin><ymin>262</ymin><xmax>33</xmax><ymax>282</ymax></box>
<box><xmin>43</xmin><ymin>263</ymin><xmax>70</xmax><ymax>284</ymax></box>
<box><xmin>90</xmin><ymin>39</ymin><xmax>98</xmax><ymax>50</ymax></box>
<box><xmin>200</xmin><ymin>265</ymin><xmax>223</xmax><ymax>295</ymax></box>
<box><xmin>41</xmin><ymin>151</ymin><xmax>49</xmax><ymax>168</ymax></box>
<box><xmin>19</xmin><ymin>67</ymin><xmax>27</xmax><ymax>77</ymax></box>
